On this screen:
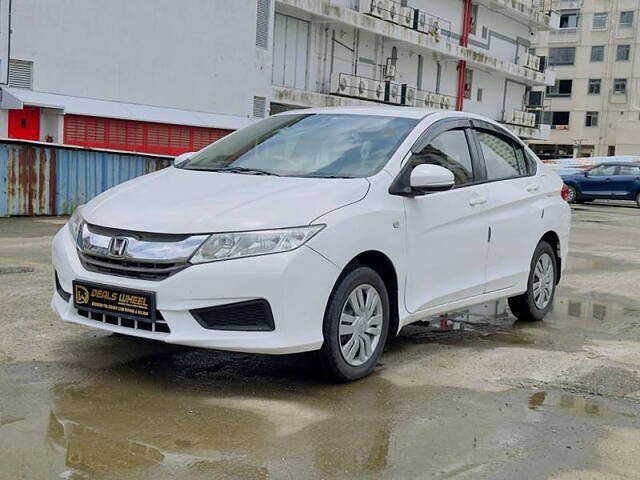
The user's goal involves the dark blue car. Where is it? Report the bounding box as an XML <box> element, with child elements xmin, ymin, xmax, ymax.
<box><xmin>561</xmin><ymin>163</ymin><xmax>640</xmax><ymax>207</ymax></box>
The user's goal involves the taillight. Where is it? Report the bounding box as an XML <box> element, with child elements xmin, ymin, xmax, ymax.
<box><xmin>561</xmin><ymin>184</ymin><xmax>570</xmax><ymax>201</ymax></box>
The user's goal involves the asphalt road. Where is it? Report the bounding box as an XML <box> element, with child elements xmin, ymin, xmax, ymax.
<box><xmin>1</xmin><ymin>201</ymin><xmax>640</xmax><ymax>479</ymax></box>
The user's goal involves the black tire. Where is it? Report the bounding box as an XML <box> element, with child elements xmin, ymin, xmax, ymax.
<box><xmin>508</xmin><ymin>242</ymin><xmax>557</xmax><ymax>322</ymax></box>
<box><xmin>566</xmin><ymin>185</ymin><xmax>577</xmax><ymax>204</ymax></box>
<box><xmin>319</xmin><ymin>266</ymin><xmax>390</xmax><ymax>382</ymax></box>
<box><xmin>636</xmin><ymin>192</ymin><xmax>640</xmax><ymax>208</ymax></box>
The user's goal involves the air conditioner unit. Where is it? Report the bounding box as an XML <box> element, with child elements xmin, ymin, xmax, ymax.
<box><xmin>442</xmin><ymin>96</ymin><xmax>452</xmax><ymax>110</ymax></box>
<box><xmin>383</xmin><ymin>61</ymin><xmax>396</xmax><ymax>79</ymax></box>
<box><xmin>355</xmin><ymin>77</ymin><xmax>372</xmax><ymax>100</ymax></box>
<box><xmin>384</xmin><ymin>81</ymin><xmax>402</xmax><ymax>104</ymax></box>
<box><xmin>398</xmin><ymin>5</ymin><xmax>414</xmax><ymax>28</ymax></box>
<box><xmin>504</xmin><ymin>110</ymin><xmax>516</xmax><ymax>124</ymax></box>
<box><xmin>429</xmin><ymin>93</ymin><xmax>441</xmax><ymax>108</ymax></box>
<box><xmin>359</xmin><ymin>0</ymin><xmax>388</xmax><ymax>21</ymax></box>
<box><xmin>331</xmin><ymin>72</ymin><xmax>358</xmax><ymax>97</ymax></box>
<box><xmin>414</xmin><ymin>90</ymin><xmax>428</xmax><ymax>108</ymax></box>
<box><xmin>368</xmin><ymin>80</ymin><xmax>385</xmax><ymax>102</ymax></box>
<box><xmin>414</xmin><ymin>10</ymin><xmax>428</xmax><ymax>33</ymax></box>
<box><xmin>401</xmin><ymin>84</ymin><xmax>416</xmax><ymax>106</ymax></box>
<box><xmin>527</xmin><ymin>55</ymin><xmax>541</xmax><ymax>71</ymax></box>
<box><xmin>524</xmin><ymin>111</ymin><xmax>536</xmax><ymax>127</ymax></box>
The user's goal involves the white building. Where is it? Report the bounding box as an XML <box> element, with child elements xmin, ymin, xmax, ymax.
<box><xmin>1</xmin><ymin>0</ymin><xmax>558</xmax><ymax>156</ymax></box>
<box><xmin>531</xmin><ymin>0</ymin><xmax>640</xmax><ymax>158</ymax></box>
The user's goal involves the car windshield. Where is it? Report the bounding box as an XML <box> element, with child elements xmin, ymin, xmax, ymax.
<box><xmin>178</xmin><ymin>114</ymin><xmax>419</xmax><ymax>178</ymax></box>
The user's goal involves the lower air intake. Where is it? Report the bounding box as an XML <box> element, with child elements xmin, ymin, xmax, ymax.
<box><xmin>191</xmin><ymin>299</ymin><xmax>275</xmax><ymax>331</ymax></box>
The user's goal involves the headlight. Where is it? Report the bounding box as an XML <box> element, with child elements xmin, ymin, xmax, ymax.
<box><xmin>67</xmin><ymin>205</ymin><xmax>85</xmax><ymax>244</ymax></box>
<box><xmin>190</xmin><ymin>225</ymin><xmax>325</xmax><ymax>264</ymax></box>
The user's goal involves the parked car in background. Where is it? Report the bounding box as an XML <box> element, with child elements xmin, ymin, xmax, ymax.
<box><xmin>561</xmin><ymin>163</ymin><xmax>640</xmax><ymax>207</ymax></box>
<box><xmin>52</xmin><ymin>108</ymin><xmax>571</xmax><ymax>381</ymax></box>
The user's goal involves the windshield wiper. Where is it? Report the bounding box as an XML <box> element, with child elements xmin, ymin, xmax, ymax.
<box><xmin>191</xmin><ymin>167</ymin><xmax>280</xmax><ymax>176</ymax></box>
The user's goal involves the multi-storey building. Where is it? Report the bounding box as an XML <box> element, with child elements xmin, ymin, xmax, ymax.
<box><xmin>1</xmin><ymin>0</ymin><xmax>558</xmax><ymax>156</ymax></box>
<box><xmin>531</xmin><ymin>0</ymin><xmax>640</xmax><ymax>158</ymax></box>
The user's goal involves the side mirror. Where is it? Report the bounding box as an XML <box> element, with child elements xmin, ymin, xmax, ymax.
<box><xmin>174</xmin><ymin>151</ymin><xmax>196</xmax><ymax>166</ymax></box>
<box><xmin>409</xmin><ymin>164</ymin><xmax>455</xmax><ymax>194</ymax></box>
<box><xmin>583</xmin><ymin>171</ymin><xmax>589</xmax><ymax>177</ymax></box>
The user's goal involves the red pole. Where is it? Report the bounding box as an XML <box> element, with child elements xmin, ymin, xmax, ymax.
<box><xmin>456</xmin><ymin>0</ymin><xmax>473</xmax><ymax>111</ymax></box>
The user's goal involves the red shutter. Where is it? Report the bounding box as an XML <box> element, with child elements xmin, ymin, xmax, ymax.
<box><xmin>63</xmin><ymin>115</ymin><xmax>232</xmax><ymax>155</ymax></box>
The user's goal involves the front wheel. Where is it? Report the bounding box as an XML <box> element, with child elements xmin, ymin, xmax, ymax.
<box><xmin>636</xmin><ymin>192</ymin><xmax>640</xmax><ymax>208</ymax></box>
<box><xmin>319</xmin><ymin>266</ymin><xmax>390</xmax><ymax>382</ymax></box>
<box><xmin>508</xmin><ymin>242</ymin><xmax>557</xmax><ymax>322</ymax></box>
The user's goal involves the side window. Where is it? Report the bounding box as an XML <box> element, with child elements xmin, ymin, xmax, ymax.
<box><xmin>618</xmin><ymin>165</ymin><xmax>640</xmax><ymax>176</ymax></box>
<box><xmin>410</xmin><ymin>130</ymin><xmax>474</xmax><ymax>185</ymax></box>
<box><xmin>477</xmin><ymin>131</ymin><xmax>527</xmax><ymax>180</ymax></box>
<box><xmin>589</xmin><ymin>165</ymin><xmax>617</xmax><ymax>176</ymax></box>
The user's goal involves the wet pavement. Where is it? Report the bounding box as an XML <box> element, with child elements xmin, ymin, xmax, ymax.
<box><xmin>1</xmin><ymin>202</ymin><xmax>640</xmax><ymax>479</ymax></box>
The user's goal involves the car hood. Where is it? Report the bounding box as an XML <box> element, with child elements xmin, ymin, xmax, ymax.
<box><xmin>82</xmin><ymin>167</ymin><xmax>370</xmax><ymax>233</ymax></box>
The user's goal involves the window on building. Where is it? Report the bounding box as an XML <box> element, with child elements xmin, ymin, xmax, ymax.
<box><xmin>546</xmin><ymin>79</ymin><xmax>573</xmax><ymax>97</ymax></box>
<box><xmin>543</xmin><ymin>111</ymin><xmax>570</xmax><ymax>128</ymax></box>
<box><xmin>592</xmin><ymin>13</ymin><xmax>608</xmax><ymax>30</ymax></box>
<box><xmin>435</xmin><ymin>62</ymin><xmax>442</xmax><ymax>93</ymax></box>
<box><xmin>613</xmin><ymin>78</ymin><xmax>627</xmax><ymax>94</ymax></box>
<box><xmin>617</xmin><ymin>45</ymin><xmax>631</xmax><ymax>61</ymax></box>
<box><xmin>620</xmin><ymin>11</ymin><xmax>634</xmax><ymax>26</ymax></box>
<box><xmin>585</xmin><ymin>112</ymin><xmax>599</xmax><ymax>127</ymax></box>
<box><xmin>464</xmin><ymin>69</ymin><xmax>473</xmax><ymax>99</ymax></box>
<box><xmin>559</xmin><ymin>12</ymin><xmax>580</xmax><ymax>29</ymax></box>
<box><xmin>590</xmin><ymin>45</ymin><xmax>605</xmax><ymax>62</ymax></box>
<box><xmin>470</xmin><ymin>4</ymin><xmax>478</xmax><ymax>35</ymax></box>
<box><xmin>549</xmin><ymin>47</ymin><xmax>576</xmax><ymax>65</ymax></box>
<box><xmin>608</xmin><ymin>146</ymin><xmax>616</xmax><ymax>156</ymax></box>
<box><xmin>482</xmin><ymin>26</ymin><xmax>488</xmax><ymax>39</ymax></box>
<box><xmin>417</xmin><ymin>54</ymin><xmax>423</xmax><ymax>90</ymax></box>
<box><xmin>588</xmin><ymin>79</ymin><xmax>601</xmax><ymax>95</ymax></box>
<box><xmin>477</xmin><ymin>88</ymin><xmax>483</xmax><ymax>102</ymax></box>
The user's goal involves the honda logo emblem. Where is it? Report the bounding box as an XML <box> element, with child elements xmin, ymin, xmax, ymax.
<box><xmin>108</xmin><ymin>236</ymin><xmax>129</xmax><ymax>258</ymax></box>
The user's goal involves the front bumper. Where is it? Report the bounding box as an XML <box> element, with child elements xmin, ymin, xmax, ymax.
<box><xmin>51</xmin><ymin>226</ymin><xmax>340</xmax><ymax>354</ymax></box>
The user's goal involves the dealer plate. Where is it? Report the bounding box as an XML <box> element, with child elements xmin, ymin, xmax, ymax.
<box><xmin>73</xmin><ymin>280</ymin><xmax>156</xmax><ymax>322</ymax></box>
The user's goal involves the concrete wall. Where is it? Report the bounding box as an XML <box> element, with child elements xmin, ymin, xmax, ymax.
<box><xmin>10</xmin><ymin>0</ymin><xmax>274</xmax><ymax>119</ymax></box>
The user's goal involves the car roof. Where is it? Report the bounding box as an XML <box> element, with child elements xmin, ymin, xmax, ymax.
<box><xmin>272</xmin><ymin>106</ymin><xmax>501</xmax><ymax>123</ymax></box>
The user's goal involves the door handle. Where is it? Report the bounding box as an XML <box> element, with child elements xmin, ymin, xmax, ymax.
<box><xmin>526</xmin><ymin>184</ymin><xmax>540</xmax><ymax>193</ymax></box>
<box><xmin>469</xmin><ymin>196</ymin><xmax>487</xmax><ymax>206</ymax></box>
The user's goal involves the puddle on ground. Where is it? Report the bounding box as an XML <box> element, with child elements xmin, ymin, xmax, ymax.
<box><xmin>527</xmin><ymin>392</ymin><xmax>630</xmax><ymax>419</ymax></box>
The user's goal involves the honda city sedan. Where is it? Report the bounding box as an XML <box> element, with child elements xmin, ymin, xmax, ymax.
<box><xmin>52</xmin><ymin>108</ymin><xmax>571</xmax><ymax>381</ymax></box>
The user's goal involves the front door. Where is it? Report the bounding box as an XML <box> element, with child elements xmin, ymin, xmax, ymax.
<box><xmin>581</xmin><ymin>164</ymin><xmax>618</xmax><ymax>197</ymax></box>
<box><xmin>8</xmin><ymin>107</ymin><xmax>40</xmax><ymax>141</ymax></box>
<box><xmin>404</xmin><ymin>127</ymin><xmax>490</xmax><ymax>313</ymax></box>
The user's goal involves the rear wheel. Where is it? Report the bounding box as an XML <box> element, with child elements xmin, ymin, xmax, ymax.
<box><xmin>319</xmin><ymin>266</ymin><xmax>389</xmax><ymax>382</ymax></box>
<box><xmin>508</xmin><ymin>242</ymin><xmax>557</xmax><ymax>322</ymax></box>
<box><xmin>565</xmin><ymin>185</ymin><xmax>577</xmax><ymax>203</ymax></box>
<box><xmin>636</xmin><ymin>192</ymin><xmax>640</xmax><ymax>208</ymax></box>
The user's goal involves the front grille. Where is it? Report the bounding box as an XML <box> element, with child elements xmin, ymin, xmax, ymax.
<box><xmin>77</xmin><ymin>308</ymin><xmax>171</xmax><ymax>334</ymax></box>
<box><xmin>191</xmin><ymin>299</ymin><xmax>275</xmax><ymax>331</ymax></box>
<box><xmin>79</xmin><ymin>252</ymin><xmax>187</xmax><ymax>281</ymax></box>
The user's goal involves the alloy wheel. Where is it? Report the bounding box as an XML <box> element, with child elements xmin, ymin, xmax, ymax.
<box><xmin>338</xmin><ymin>284</ymin><xmax>383</xmax><ymax>367</ymax></box>
<box><xmin>533</xmin><ymin>253</ymin><xmax>555</xmax><ymax>309</ymax></box>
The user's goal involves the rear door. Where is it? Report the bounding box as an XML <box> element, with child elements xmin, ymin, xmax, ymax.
<box><xmin>470</xmin><ymin>123</ymin><xmax>543</xmax><ymax>293</ymax></box>
<box><xmin>611</xmin><ymin>165</ymin><xmax>640</xmax><ymax>199</ymax></box>
<box><xmin>403</xmin><ymin>121</ymin><xmax>490</xmax><ymax>313</ymax></box>
<box><xmin>581</xmin><ymin>165</ymin><xmax>618</xmax><ymax>197</ymax></box>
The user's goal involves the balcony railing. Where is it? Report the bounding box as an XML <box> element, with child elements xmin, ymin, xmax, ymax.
<box><xmin>550</xmin><ymin>0</ymin><xmax>583</xmax><ymax>10</ymax></box>
<box><xmin>549</xmin><ymin>27</ymin><xmax>579</xmax><ymax>43</ymax></box>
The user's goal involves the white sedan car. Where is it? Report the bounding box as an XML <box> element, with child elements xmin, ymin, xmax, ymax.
<box><xmin>52</xmin><ymin>108</ymin><xmax>571</xmax><ymax>381</ymax></box>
